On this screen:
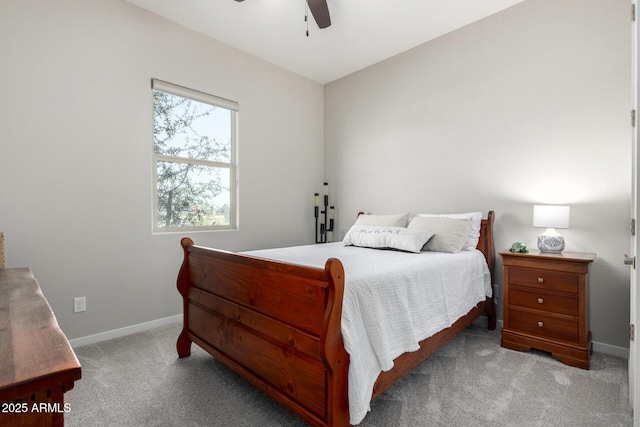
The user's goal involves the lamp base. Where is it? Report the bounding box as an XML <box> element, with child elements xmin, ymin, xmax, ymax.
<box><xmin>537</xmin><ymin>228</ymin><xmax>565</xmax><ymax>253</ymax></box>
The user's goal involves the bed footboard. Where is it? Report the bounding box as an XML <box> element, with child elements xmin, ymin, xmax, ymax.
<box><xmin>177</xmin><ymin>238</ymin><xmax>350</xmax><ymax>427</ymax></box>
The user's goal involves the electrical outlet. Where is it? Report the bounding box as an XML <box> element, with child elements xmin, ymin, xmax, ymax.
<box><xmin>73</xmin><ymin>296</ymin><xmax>86</xmax><ymax>313</ymax></box>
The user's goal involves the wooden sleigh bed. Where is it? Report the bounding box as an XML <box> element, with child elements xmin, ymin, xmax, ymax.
<box><xmin>176</xmin><ymin>211</ymin><xmax>496</xmax><ymax>426</ymax></box>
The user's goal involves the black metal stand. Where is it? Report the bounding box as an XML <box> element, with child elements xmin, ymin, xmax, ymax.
<box><xmin>314</xmin><ymin>183</ymin><xmax>334</xmax><ymax>243</ymax></box>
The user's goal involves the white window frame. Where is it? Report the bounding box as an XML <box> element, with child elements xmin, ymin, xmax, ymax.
<box><xmin>151</xmin><ymin>79</ymin><xmax>238</xmax><ymax>233</ymax></box>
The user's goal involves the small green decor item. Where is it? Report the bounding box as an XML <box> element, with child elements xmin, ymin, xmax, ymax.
<box><xmin>509</xmin><ymin>242</ymin><xmax>529</xmax><ymax>253</ymax></box>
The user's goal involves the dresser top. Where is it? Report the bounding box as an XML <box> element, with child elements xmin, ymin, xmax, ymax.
<box><xmin>498</xmin><ymin>250</ymin><xmax>596</xmax><ymax>263</ymax></box>
<box><xmin>0</xmin><ymin>268</ymin><xmax>81</xmax><ymax>391</ymax></box>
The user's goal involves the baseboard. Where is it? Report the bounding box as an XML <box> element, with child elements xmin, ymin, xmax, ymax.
<box><xmin>592</xmin><ymin>341</ymin><xmax>629</xmax><ymax>359</ymax></box>
<box><xmin>70</xmin><ymin>314</ymin><xmax>631</xmax><ymax>360</ymax></box>
<box><xmin>68</xmin><ymin>314</ymin><xmax>182</xmax><ymax>349</ymax></box>
<box><xmin>471</xmin><ymin>315</ymin><xmax>504</xmax><ymax>330</ymax></box>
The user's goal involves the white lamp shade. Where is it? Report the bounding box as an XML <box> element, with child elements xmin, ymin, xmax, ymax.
<box><xmin>533</xmin><ymin>205</ymin><xmax>570</xmax><ymax>229</ymax></box>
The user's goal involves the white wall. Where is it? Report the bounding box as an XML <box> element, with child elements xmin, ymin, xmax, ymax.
<box><xmin>325</xmin><ymin>0</ymin><xmax>631</xmax><ymax>350</ymax></box>
<box><xmin>0</xmin><ymin>0</ymin><xmax>631</xmax><ymax>353</ymax></box>
<box><xmin>0</xmin><ymin>0</ymin><xmax>324</xmax><ymax>339</ymax></box>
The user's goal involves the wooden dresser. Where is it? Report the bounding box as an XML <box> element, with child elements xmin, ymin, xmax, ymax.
<box><xmin>499</xmin><ymin>250</ymin><xmax>595</xmax><ymax>369</ymax></box>
<box><xmin>0</xmin><ymin>268</ymin><xmax>81</xmax><ymax>426</ymax></box>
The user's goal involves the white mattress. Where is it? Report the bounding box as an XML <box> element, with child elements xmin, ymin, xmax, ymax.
<box><xmin>244</xmin><ymin>242</ymin><xmax>491</xmax><ymax>425</ymax></box>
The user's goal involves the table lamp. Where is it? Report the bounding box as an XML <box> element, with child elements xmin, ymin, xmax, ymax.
<box><xmin>533</xmin><ymin>205</ymin><xmax>570</xmax><ymax>253</ymax></box>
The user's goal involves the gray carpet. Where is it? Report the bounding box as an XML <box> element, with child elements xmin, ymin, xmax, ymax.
<box><xmin>65</xmin><ymin>322</ymin><xmax>632</xmax><ymax>426</ymax></box>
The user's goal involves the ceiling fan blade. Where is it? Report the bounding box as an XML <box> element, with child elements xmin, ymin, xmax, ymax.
<box><xmin>235</xmin><ymin>0</ymin><xmax>330</xmax><ymax>29</ymax></box>
<box><xmin>306</xmin><ymin>0</ymin><xmax>331</xmax><ymax>29</ymax></box>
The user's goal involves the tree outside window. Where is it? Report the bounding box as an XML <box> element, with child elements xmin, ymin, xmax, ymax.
<box><xmin>152</xmin><ymin>79</ymin><xmax>237</xmax><ymax>232</ymax></box>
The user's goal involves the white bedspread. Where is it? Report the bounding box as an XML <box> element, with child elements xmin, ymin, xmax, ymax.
<box><xmin>244</xmin><ymin>242</ymin><xmax>491</xmax><ymax>425</ymax></box>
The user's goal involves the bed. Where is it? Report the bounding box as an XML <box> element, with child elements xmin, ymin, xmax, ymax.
<box><xmin>176</xmin><ymin>210</ymin><xmax>496</xmax><ymax>426</ymax></box>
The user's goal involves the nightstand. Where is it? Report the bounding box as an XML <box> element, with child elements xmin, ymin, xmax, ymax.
<box><xmin>499</xmin><ymin>250</ymin><xmax>596</xmax><ymax>369</ymax></box>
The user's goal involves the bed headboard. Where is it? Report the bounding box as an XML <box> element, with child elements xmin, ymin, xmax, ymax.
<box><xmin>477</xmin><ymin>211</ymin><xmax>495</xmax><ymax>279</ymax></box>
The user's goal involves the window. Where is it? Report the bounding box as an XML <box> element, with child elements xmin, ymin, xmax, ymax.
<box><xmin>152</xmin><ymin>79</ymin><xmax>237</xmax><ymax>232</ymax></box>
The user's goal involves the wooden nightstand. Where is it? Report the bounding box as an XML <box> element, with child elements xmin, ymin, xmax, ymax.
<box><xmin>499</xmin><ymin>250</ymin><xmax>596</xmax><ymax>369</ymax></box>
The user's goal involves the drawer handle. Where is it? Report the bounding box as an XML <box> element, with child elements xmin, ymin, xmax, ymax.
<box><xmin>538</xmin><ymin>277</ymin><xmax>544</xmax><ymax>283</ymax></box>
<box><xmin>537</xmin><ymin>298</ymin><xmax>544</xmax><ymax>304</ymax></box>
<box><xmin>538</xmin><ymin>321</ymin><xmax>544</xmax><ymax>328</ymax></box>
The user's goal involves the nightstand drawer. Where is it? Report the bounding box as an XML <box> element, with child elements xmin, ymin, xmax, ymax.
<box><xmin>509</xmin><ymin>268</ymin><xmax>578</xmax><ymax>293</ymax></box>
<box><xmin>509</xmin><ymin>287</ymin><xmax>578</xmax><ymax>316</ymax></box>
<box><xmin>509</xmin><ymin>308</ymin><xmax>579</xmax><ymax>343</ymax></box>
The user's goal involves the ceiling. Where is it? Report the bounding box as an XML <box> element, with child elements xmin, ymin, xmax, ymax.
<box><xmin>126</xmin><ymin>0</ymin><xmax>526</xmax><ymax>84</ymax></box>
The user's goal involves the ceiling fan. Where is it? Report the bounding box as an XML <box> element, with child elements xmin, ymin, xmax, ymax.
<box><xmin>234</xmin><ymin>0</ymin><xmax>331</xmax><ymax>29</ymax></box>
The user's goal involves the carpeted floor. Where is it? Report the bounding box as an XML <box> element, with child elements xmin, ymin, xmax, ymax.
<box><xmin>65</xmin><ymin>322</ymin><xmax>632</xmax><ymax>426</ymax></box>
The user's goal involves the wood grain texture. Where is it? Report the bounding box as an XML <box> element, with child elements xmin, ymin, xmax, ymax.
<box><xmin>500</xmin><ymin>250</ymin><xmax>595</xmax><ymax>369</ymax></box>
<box><xmin>177</xmin><ymin>212</ymin><xmax>496</xmax><ymax>426</ymax></box>
<box><xmin>0</xmin><ymin>268</ymin><xmax>81</xmax><ymax>426</ymax></box>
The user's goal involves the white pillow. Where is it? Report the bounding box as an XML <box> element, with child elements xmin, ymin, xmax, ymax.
<box><xmin>414</xmin><ymin>212</ymin><xmax>482</xmax><ymax>251</ymax></box>
<box><xmin>407</xmin><ymin>217</ymin><xmax>472</xmax><ymax>254</ymax></box>
<box><xmin>354</xmin><ymin>212</ymin><xmax>409</xmax><ymax>227</ymax></box>
<box><xmin>343</xmin><ymin>225</ymin><xmax>433</xmax><ymax>253</ymax></box>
